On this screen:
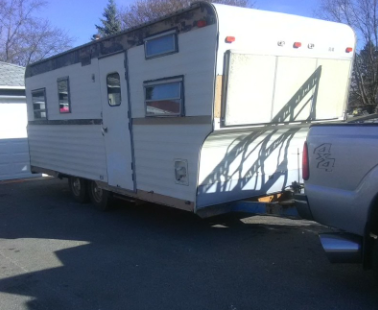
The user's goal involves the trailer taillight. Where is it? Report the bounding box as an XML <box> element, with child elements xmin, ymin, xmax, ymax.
<box><xmin>346</xmin><ymin>47</ymin><xmax>353</xmax><ymax>53</ymax></box>
<box><xmin>302</xmin><ymin>142</ymin><xmax>309</xmax><ymax>180</ymax></box>
<box><xmin>225</xmin><ymin>36</ymin><xmax>235</xmax><ymax>43</ymax></box>
<box><xmin>293</xmin><ymin>42</ymin><xmax>302</xmax><ymax>48</ymax></box>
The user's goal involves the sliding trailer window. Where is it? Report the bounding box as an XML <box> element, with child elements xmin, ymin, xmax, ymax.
<box><xmin>106</xmin><ymin>72</ymin><xmax>121</xmax><ymax>106</ymax></box>
<box><xmin>32</xmin><ymin>88</ymin><xmax>47</xmax><ymax>120</ymax></box>
<box><xmin>144</xmin><ymin>77</ymin><xmax>184</xmax><ymax>117</ymax></box>
<box><xmin>58</xmin><ymin>77</ymin><xmax>71</xmax><ymax>113</ymax></box>
<box><xmin>144</xmin><ymin>30</ymin><xmax>177</xmax><ymax>59</ymax></box>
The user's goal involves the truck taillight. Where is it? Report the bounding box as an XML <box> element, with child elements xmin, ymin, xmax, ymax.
<box><xmin>302</xmin><ymin>142</ymin><xmax>309</xmax><ymax>180</ymax></box>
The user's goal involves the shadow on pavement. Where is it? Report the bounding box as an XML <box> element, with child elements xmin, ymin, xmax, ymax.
<box><xmin>0</xmin><ymin>178</ymin><xmax>377</xmax><ymax>310</ymax></box>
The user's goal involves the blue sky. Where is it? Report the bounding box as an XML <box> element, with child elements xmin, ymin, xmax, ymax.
<box><xmin>39</xmin><ymin>0</ymin><xmax>320</xmax><ymax>47</ymax></box>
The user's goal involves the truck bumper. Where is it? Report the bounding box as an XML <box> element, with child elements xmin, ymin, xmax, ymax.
<box><xmin>318</xmin><ymin>233</ymin><xmax>362</xmax><ymax>263</ymax></box>
<box><xmin>294</xmin><ymin>193</ymin><xmax>363</xmax><ymax>264</ymax></box>
<box><xmin>294</xmin><ymin>193</ymin><xmax>314</xmax><ymax>220</ymax></box>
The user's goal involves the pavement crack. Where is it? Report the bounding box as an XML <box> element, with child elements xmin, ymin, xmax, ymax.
<box><xmin>0</xmin><ymin>250</ymin><xmax>28</xmax><ymax>273</ymax></box>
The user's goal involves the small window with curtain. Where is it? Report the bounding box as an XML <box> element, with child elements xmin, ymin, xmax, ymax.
<box><xmin>107</xmin><ymin>73</ymin><xmax>121</xmax><ymax>106</ymax></box>
<box><xmin>144</xmin><ymin>31</ymin><xmax>177</xmax><ymax>59</ymax></box>
<box><xmin>32</xmin><ymin>88</ymin><xmax>47</xmax><ymax>120</ymax></box>
<box><xmin>58</xmin><ymin>77</ymin><xmax>71</xmax><ymax>113</ymax></box>
<box><xmin>144</xmin><ymin>77</ymin><xmax>184</xmax><ymax>117</ymax></box>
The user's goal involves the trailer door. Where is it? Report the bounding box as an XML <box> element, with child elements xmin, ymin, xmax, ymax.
<box><xmin>99</xmin><ymin>53</ymin><xmax>134</xmax><ymax>190</ymax></box>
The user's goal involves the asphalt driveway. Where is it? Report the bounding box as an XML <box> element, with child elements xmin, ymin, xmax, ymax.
<box><xmin>0</xmin><ymin>177</ymin><xmax>377</xmax><ymax>310</ymax></box>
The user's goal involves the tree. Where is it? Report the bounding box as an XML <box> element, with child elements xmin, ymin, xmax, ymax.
<box><xmin>317</xmin><ymin>0</ymin><xmax>378</xmax><ymax>112</ymax></box>
<box><xmin>0</xmin><ymin>0</ymin><xmax>73</xmax><ymax>66</ymax></box>
<box><xmin>120</xmin><ymin>0</ymin><xmax>252</xmax><ymax>29</ymax></box>
<box><xmin>349</xmin><ymin>41</ymin><xmax>378</xmax><ymax>112</ymax></box>
<box><xmin>93</xmin><ymin>0</ymin><xmax>121</xmax><ymax>40</ymax></box>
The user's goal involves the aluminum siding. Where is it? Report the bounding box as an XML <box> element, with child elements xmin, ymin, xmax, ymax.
<box><xmin>25</xmin><ymin>59</ymin><xmax>102</xmax><ymax>121</ymax></box>
<box><xmin>28</xmin><ymin>125</ymin><xmax>107</xmax><ymax>181</ymax></box>
<box><xmin>128</xmin><ymin>26</ymin><xmax>217</xmax><ymax>202</ymax></box>
<box><xmin>197</xmin><ymin>125</ymin><xmax>309</xmax><ymax>208</ymax></box>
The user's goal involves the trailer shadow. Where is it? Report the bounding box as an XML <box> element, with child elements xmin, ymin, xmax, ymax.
<box><xmin>197</xmin><ymin>66</ymin><xmax>322</xmax><ymax>209</ymax></box>
<box><xmin>0</xmin><ymin>178</ymin><xmax>378</xmax><ymax>310</ymax></box>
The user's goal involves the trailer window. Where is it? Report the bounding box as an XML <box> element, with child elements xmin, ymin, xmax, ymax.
<box><xmin>144</xmin><ymin>77</ymin><xmax>183</xmax><ymax>116</ymax></box>
<box><xmin>106</xmin><ymin>73</ymin><xmax>121</xmax><ymax>106</ymax></box>
<box><xmin>32</xmin><ymin>88</ymin><xmax>47</xmax><ymax>120</ymax></box>
<box><xmin>144</xmin><ymin>31</ymin><xmax>177</xmax><ymax>59</ymax></box>
<box><xmin>58</xmin><ymin>77</ymin><xmax>71</xmax><ymax>113</ymax></box>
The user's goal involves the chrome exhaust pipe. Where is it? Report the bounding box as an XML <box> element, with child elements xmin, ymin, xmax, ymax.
<box><xmin>319</xmin><ymin>233</ymin><xmax>362</xmax><ymax>263</ymax></box>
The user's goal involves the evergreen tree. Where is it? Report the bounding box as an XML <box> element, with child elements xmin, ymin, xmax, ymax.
<box><xmin>93</xmin><ymin>0</ymin><xmax>121</xmax><ymax>40</ymax></box>
<box><xmin>349</xmin><ymin>42</ymin><xmax>378</xmax><ymax>113</ymax></box>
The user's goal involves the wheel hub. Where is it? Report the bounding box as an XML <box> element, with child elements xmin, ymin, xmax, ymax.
<box><xmin>92</xmin><ymin>183</ymin><xmax>103</xmax><ymax>202</ymax></box>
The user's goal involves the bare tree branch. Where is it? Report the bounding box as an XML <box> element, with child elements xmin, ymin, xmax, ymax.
<box><xmin>0</xmin><ymin>0</ymin><xmax>73</xmax><ymax>66</ymax></box>
<box><xmin>317</xmin><ymin>0</ymin><xmax>378</xmax><ymax>113</ymax></box>
<box><xmin>120</xmin><ymin>0</ymin><xmax>253</xmax><ymax>29</ymax></box>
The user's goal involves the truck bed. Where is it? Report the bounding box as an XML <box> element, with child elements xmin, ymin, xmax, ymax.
<box><xmin>297</xmin><ymin>116</ymin><xmax>378</xmax><ymax>276</ymax></box>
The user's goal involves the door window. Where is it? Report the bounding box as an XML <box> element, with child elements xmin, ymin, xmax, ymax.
<box><xmin>106</xmin><ymin>73</ymin><xmax>121</xmax><ymax>106</ymax></box>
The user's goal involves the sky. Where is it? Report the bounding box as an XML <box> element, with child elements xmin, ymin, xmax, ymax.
<box><xmin>38</xmin><ymin>0</ymin><xmax>320</xmax><ymax>47</ymax></box>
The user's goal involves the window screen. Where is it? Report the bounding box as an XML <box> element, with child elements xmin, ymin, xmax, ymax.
<box><xmin>107</xmin><ymin>73</ymin><xmax>121</xmax><ymax>106</ymax></box>
<box><xmin>144</xmin><ymin>78</ymin><xmax>183</xmax><ymax>116</ymax></box>
<box><xmin>58</xmin><ymin>77</ymin><xmax>71</xmax><ymax>113</ymax></box>
<box><xmin>145</xmin><ymin>32</ymin><xmax>177</xmax><ymax>58</ymax></box>
<box><xmin>32</xmin><ymin>88</ymin><xmax>47</xmax><ymax>120</ymax></box>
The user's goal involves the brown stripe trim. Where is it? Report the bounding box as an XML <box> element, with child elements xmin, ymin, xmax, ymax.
<box><xmin>133</xmin><ymin>115</ymin><xmax>212</xmax><ymax>126</ymax></box>
<box><xmin>28</xmin><ymin>119</ymin><xmax>102</xmax><ymax>125</ymax></box>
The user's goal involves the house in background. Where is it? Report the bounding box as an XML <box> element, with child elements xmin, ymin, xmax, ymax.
<box><xmin>0</xmin><ymin>61</ymin><xmax>36</xmax><ymax>181</ymax></box>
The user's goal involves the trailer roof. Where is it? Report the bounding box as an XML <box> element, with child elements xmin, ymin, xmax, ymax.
<box><xmin>26</xmin><ymin>2</ymin><xmax>355</xmax><ymax>78</ymax></box>
<box><xmin>25</xmin><ymin>1</ymin><xmax>216</xmax><ymax>78</ymax></box>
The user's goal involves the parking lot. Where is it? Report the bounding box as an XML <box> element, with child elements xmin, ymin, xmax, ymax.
<box><xmin>0</xmin><ymin>177</ymin><xmax>377</xmax><ymax>310</ymax></box>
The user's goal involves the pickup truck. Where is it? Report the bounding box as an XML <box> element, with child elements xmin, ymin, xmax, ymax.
<box><xmin>295</xmin><ymin>115</ymin><xmax>378</xmax><ymax>280</ymax></box>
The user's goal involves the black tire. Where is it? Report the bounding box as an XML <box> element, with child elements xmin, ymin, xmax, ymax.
<box><xmin>68</xmin><ymin>177</ymin><xmax>90</xmax><ymax>203</ymax></box>
<box><xmin>373</xmin><ymin>239</ymin><xmax>378</xmax><ymax>282</ymax></box>
<box><xmin>88</xmin><ymin>181</ymin><xmax>113</xmax><ymax>211</ymax></box>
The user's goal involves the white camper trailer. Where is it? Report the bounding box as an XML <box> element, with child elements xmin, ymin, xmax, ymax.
<box><xmin>25</xmin><ymin>2</ymin><xmax>355</xmax><ymax>216</ymax></box>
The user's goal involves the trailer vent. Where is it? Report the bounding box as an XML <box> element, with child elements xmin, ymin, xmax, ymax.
<box><xmin>174</xmin><ymin>159</ymin><xmax>188</xmax><ymax>185</ymax></box>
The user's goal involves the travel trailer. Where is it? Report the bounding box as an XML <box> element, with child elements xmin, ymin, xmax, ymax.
<box><xmin>25</xmin><ymin>2</ymin><xmax>355</xmax><ymax>216</ymax></box>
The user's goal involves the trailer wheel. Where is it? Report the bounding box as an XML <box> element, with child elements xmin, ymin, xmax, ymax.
<box><xmin>88</xmin><ymin>181</ymin><xmax>113</xmax><ymax>211</ymax></box>
<box><xmin>68</xmin><ymin>177</ymin><xmax>89</xmax><ymax>203</ymax></box>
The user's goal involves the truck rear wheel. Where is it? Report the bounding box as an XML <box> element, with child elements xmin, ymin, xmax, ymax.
<box><xmin>68</xmin><ymin>177</ymin><xmax>89</xmax><ymax>203</ymax></box>
<box><xmin>373</xmin><ymin>239</ymin><xmax>378</xmax><ymax>281</ymax></box>
<box><xmin>88</xmin><ymin>181</ymin><xmax>113</xmax><ymax>211</ymax></box>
